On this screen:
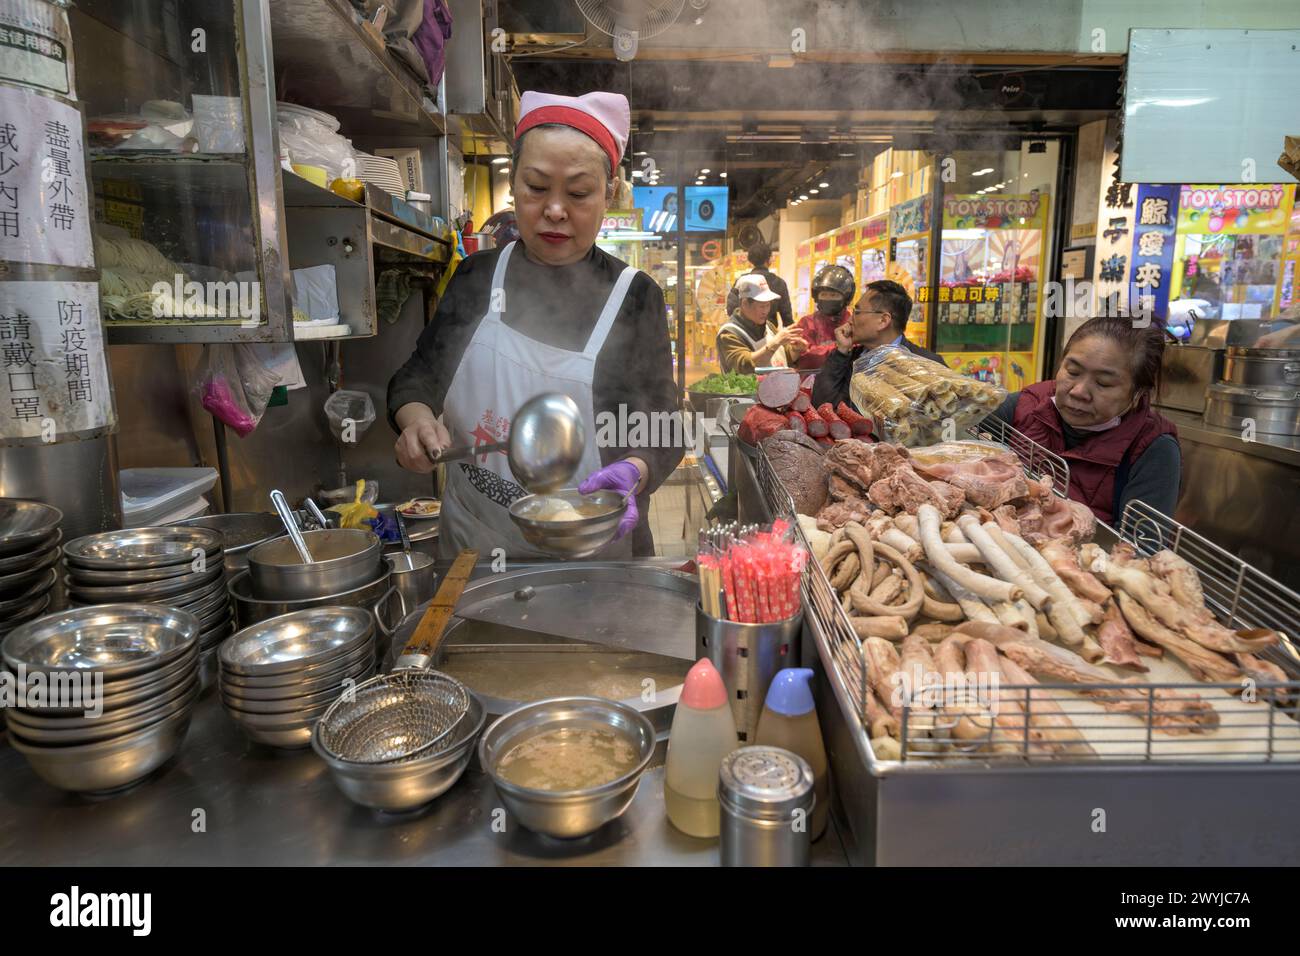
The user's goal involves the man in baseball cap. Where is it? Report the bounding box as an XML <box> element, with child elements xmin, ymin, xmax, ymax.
<box><xmin>716</xmin><ymin>274</ymin><xmax>807</xmax><ymax>373</ymax></box>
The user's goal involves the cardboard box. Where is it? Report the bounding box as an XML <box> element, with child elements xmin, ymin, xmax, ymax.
<box><xmin>376</xmin><ymin>147</ymin><xmax>423</xmax><ymax>194</ymax></box>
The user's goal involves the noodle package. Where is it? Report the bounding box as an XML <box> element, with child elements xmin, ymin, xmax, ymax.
<box><xmin>849</xmin><ymin>345</ymin><xmax>1004</xmax><ymax>446</ymax></box>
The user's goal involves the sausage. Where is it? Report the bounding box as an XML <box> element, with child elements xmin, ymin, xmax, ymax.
<box><xmin>801</xmin><ymin>407</ymin><xmax>829</xmax><ymax>438</ymax></box>
<box><xmin>818</xmin><ymin>403</ymin><xmax>852</xmax><ymax>440</ymax></box>
<box><xmin>757</xmin><ymin>368</ymin><xmax>801</xmax><ymax>410</ymax></box>
<box><xmin>737</xmin><ymin>406</ymin><xmax>789</xmax><ymax>445</ymax></box>
<box><xmin>786</xmin><ymin>412</ymin><xmax>807</xmax><ymax>434</ymax></box>
<box><xmin>836</xmin><ymin>402</ymin><xmax>874</xmax><ymax>436</ymax></box>
<box><xmin>792</xmin><ymin>393</ymin><xmax>813</xmax><ymax>413</ymax></box>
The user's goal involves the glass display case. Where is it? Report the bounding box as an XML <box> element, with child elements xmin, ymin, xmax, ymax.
<box><xmin>70</xmin><ymin>0</ymin><xmax>452</xmax><ymax>344</ymax></box>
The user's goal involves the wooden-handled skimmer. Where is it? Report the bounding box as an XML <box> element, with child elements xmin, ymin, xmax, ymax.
<box><xmin>393</xmin><ymin>548</ymin><xmax>478</xmax><ymax>670</ymax></box>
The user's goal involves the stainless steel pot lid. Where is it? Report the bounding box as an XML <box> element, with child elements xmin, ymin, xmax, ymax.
<box><xmin>0</xmin><ymin>500</ymin><xmax>62</xmax><ymax>557</ymax></box>
<box><xmin>1207</xmin><ymin>381</ymin><xmax>1300</xmax><ymax>402</ymax></box>
<box><xmin>1225</xmin><ymin>346</ymin><xmax>1300</xmax><ymax>358</ymax></box>
<box><xmin>64</xmin><ymin>527</ymin><xmax>223</xmax><ymax>570</ymax></box>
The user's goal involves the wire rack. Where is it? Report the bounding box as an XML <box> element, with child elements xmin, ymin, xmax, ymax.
<box><xmin>968</xmin><ymin>414</ymin><xmax>1071</xmax><ymax>497</ymax></box>
<box><xmin>752</xmin><ymin>430</ymin><xmax>1300</xmax><ymax>767</ymax></box>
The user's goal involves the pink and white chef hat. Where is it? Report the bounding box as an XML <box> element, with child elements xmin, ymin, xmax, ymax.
<box><xmin>515</xmin><ymin>91</ymin><xmax>631</xmax><ymax>175</ymax></box>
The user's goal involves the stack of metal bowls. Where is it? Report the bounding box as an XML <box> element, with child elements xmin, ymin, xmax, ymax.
<box><xmin>1</xmin><ymin>604</ymin><xmax>201</xmax><ymax>794</ymax></box>
<box><xmin>218</xmin><ymin>607</ymin><xmax>377</xmax><ymax>749</ymax></box>
<box><xmin>0</xmin><ymin>500</ymin><xmax>63</xmax><ymax>642</ymax></box>
<box><xmin>62</xmin><ymin>527</ymin><xmax>232</xmax><ymax>688</ymax></box>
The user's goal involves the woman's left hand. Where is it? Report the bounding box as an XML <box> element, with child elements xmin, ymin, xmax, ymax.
<box><xmin>578</xmin><ymin>459</ymin><xmax>645</xmax><ymax>539</ymax></box>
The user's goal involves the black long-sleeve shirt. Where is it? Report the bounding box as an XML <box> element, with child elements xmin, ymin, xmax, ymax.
<box><xmin>387</xmin><ymin>244</ymin><xmax>684</xmax><ymax>549</ymax></box>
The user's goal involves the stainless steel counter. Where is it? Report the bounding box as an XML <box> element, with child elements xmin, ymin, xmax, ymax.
<box><xmin>1162</xmin><ymin>409</ymin><xmax>1300</xmax><ymax>591</ymax></box>
<box><xmin>0</xmin><ymin>558</ymin><xmax>849</xmax><ymax>867</ymax></box>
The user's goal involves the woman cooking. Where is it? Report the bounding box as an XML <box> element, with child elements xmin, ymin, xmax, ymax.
<box><xmin>387</xmin><ymin>91</ymin><xmax>683</xmax><ymax>558</ymax></box>
<box><xmin>991</xmin><ymin>315</ymin><xmax>1181</xmax><ymax>524</ymax></box>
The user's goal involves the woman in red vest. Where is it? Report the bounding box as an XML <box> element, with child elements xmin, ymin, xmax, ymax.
<box><xmin>991</xmin><ymin>315</ymin><xmax>1180</xmax><ymax>525</ymax></box>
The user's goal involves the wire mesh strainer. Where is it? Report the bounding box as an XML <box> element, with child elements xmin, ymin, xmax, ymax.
<box><xmin>315</xmin><ymin>669</ymin><xmax>470</xmax><ymax>764</ymax></box>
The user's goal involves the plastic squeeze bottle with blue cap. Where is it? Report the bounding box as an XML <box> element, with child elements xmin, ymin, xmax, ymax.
<box><xmin>755</xmin><ymin>667</ymin><xmax>828</xmax><ymax>840</ymax></box>
<box><xmin>665</xmin><ymin>658</ymin><xmax>738</xmax><ymax>838</ymax></box>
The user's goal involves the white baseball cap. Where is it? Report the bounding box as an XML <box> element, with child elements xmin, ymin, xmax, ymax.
<box><xmin>736</xmin><ymin>273</ymin><xmax>780</xmax><ymax>302</ymax></box>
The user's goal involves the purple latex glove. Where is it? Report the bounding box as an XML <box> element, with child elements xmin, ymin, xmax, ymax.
<box><xmin>578</xmin><ymin>459</ymin><xmax>642</xmax><ymax>539</ymax></box>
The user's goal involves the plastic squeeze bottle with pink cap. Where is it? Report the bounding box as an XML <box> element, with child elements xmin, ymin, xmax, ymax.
<box><xmin>665</xmin><ymin>658</ymin><xmax>738</xmax><ymax>838</ymax></box>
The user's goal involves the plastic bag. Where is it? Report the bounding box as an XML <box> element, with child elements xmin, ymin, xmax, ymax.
<box><xmin>328</xmin><ymin>480</ymin><xmax>379</xmax><ymax>529</ymax></box>
<box><xmin>198</xmin><ymin>344</ymin><xmax>282</xmax><ymax>437</ymax></box>
<box><xmin>276</xmin><ymin>112</ymin><xmax>355</xmax><ymax>182</ymax></box>
<box><xmin>849</xmin><ymin>345</ymin><xmax>1005</xmax><ymax>447</ymax></box>
<box><xmin>323</xmin><ymin>389</ymin><xmax>376</xmax><ymax>443</ymax></box>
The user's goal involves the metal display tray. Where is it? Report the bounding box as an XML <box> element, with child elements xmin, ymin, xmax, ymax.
<box><xmin>746</xmin><ymin>428</ymin><xmax>1300</xmax><ymax>864</ymax></box>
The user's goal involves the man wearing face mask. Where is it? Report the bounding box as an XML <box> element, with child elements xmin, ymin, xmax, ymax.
<box><xmin>791</xmin><ymin>264</ymin><xmax>856</xmax><ymax>370</ymax></box>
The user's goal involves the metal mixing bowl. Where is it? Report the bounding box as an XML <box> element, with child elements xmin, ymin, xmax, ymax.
<box><xmin>313</xmin><ymin>692</ymin><xmax>487</xmax><ymax>812</ymax></box>
<box><xmin>247</xmin><ymin>529</ymin><xmax>383</xmax><ymax>601</ymax></box>
<box><xmin>63</xmin><ymin>527</ymin><xmax>222</xmax><ymax>571</ymax></box>
<box><xmin>478</xmin><ymin>697</ymin><xmax>656</xmax><ymax>839</ymax></box>
<box><xmin>508</xmin><ymin>490</ymin><xmax>625</xmax><ymax>559</ymax></box>
<box><xmin>7</xmin><ymin>706</ymin><xmax>194</xmax><ymax>794</ymax></box>
<box><xmin>0</xmin><ymin>500</ymin><xmax>63</xmax><ymax>557</ymax></box>
<box><xmin>219</xmin><ymin>607</ymin><xmax>374</xmax><ymax>676</ymax></box>
<box><xmin>5</xmin><ymin>678</ymin><xmax>200</xmax><ymax>745</ymax></box>
<box><xmin>219</xmin><ymin>651</ymin><xmax>373</xmax><ymax>701</ymax></box>
<box><xmin>218</xmin><ymin>638</ymin><xmax>375</xmax><ymax>689</ymax></box>
<box><xmin>2</xmin><ymin>604</ymin><xmax>201</xmax><ymax>680</ymax></box>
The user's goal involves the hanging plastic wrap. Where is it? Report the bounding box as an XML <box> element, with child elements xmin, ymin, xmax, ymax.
<box><xmin>849</xmin><ymin>345</ymin><xmax>1005</xmax><ymax>446</ymax></box>
<box><xmin>197</xmin><ymin>344</ymin><xmax>282</xmax><ymax>437</ymax></box>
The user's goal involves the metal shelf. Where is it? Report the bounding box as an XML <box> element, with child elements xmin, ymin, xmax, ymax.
<box><xmin>268</xmin><ymin>0</ymin><xmax>445</xmax><ymax>137</ymax></box>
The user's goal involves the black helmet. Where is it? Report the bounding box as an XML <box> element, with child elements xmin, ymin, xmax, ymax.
<box><xmin>813</xmin><ymin>264</ymin><xmax>855</xmax><ymax>302</ymax></box>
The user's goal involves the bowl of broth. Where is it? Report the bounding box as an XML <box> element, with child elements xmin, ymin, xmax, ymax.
<box><xmin>478</xmin><ymin>696</ymin><xmax>656</xmax><ymax>839</ymax></box>
<box><xmin>507</xmin><ymin>490</ymin><xmax>625</xmax><ymax>559</ymax></box>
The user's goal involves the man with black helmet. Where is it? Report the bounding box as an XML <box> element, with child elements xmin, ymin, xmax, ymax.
<box><xmin>792</xmin><ymin>264</ymin><xmax>856</xmax><ymax>370</ymax></box>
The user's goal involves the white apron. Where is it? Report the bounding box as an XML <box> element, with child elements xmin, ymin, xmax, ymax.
<box><xmin>438</xmin><ymin>241</ymin><xmax>638</xmax><ymax>559</ymax></box>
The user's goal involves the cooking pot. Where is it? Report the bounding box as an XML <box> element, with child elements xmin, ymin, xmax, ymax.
<box><xmin>1204</xmin><ymin>381</ymin><xmax>1300</xmax><ymax>436</ymax></box>
<box><xmin>246</xmin><ymin>528</ymin><xmax>383</xmax><ymax>601</ymax></box>
<box><xmin>1223</xmin><ymin>347</ymin><xmax>1300</xmax><ymax>389</ymax></box>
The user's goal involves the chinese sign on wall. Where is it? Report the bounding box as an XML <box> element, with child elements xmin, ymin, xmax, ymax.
<box><xmin>0</xmin><ymin>280</ymin><xmax>114</xmax><ymax>440</ymax></box>
<box><xmin>0</xmin><ymin>85</ymin><xmax>93</xmax><ymax>268</ymax></box>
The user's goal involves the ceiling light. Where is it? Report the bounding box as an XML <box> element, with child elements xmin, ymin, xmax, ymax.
<box><xmin>799</xmin><ymin>194</ymin><xmax>809</xmax><ymax>200</ymax></box>
<box><xmin>498</xmin><ymin>166</ymin><xmax>510</xmax><ymax>173</ymax></box>
<box><xmin>700</xmin><ymin>169</ymin><xmax>710</xmax><ymax>174</ymax></box>
<box><xmin>891</xmin><ymin>170</ymin><xmax>904</xmax><ymax>179</ymax></box>
<box><xmin>819</xmin><ymin>181</ymin><xmax>829</xmax><ymax>188</ymax></box>
<box><xmin>720</xmin><ymin>172</ymin><xmax>727</xmax><ymax>178</ymax></box>
<box><xmin>809</xmin><ymin>188</ymin><xmax>819</xmax><ymax>194</ymax></box>
<box><xmin>490</xmin><ymin>157</ymin><xmax>509</xmax><ymax>165</ymax></box>
<box><xmin>693</xmin><ymin>16</ymin><xmax>703</xmax><ymax>25</ymax></box>
<box><xmin>972</xmin><ymin>167</ymin><xmax>993</xmax><ymax>176</ymax></box>
<box><xmin>634</xmin><ymin>151</ymin><xmax>647</xmax><ymax>156</ymax></box>
<box><xmin>632</xmin><ymin>171</ymin><xmax>643</xmax><ymax>178</ymax></box>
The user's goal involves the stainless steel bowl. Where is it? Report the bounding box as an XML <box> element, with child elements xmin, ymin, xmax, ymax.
<box><xmin>5</xmin><ymin>678</ymin><xmax>200</xmax><ymax>745</ymax></box>
<box><xmin>218</xmin><ymin>637</ymin><xmax>376</xmax><ymax>689</ymax></box>
<box><xmin>2</xmin><ymin>604</ymin><xmax>201</xmax><ymax>679</ymax></box>
<box><xmin>227</xmin><ymin>565</ymin><xmax>397</xmax><ymax>625</ymax></box>
<box><xmin>314</xmin><ymin>692</ymin><xmax>487</xmax><ymax>812</ymax></box>
<box><xmin>219</xmin><ymin>651</ymin><xmax>373</xmax><ymax>701</ymax></box>
<box><xmin>508</xmin><ymin>490</ymin><xmax>625</xmax><ymax>559</ymax></box>
<box><xmin>220</xmin><ymin>607</ymin><xmax>375</xmax><ymax>676</ymax></box>
<box><xmin>63</xmin><ymin>563</ymin><xmax>224</xmax><ymax>603</ymax></box>
<box><xmin>247</xmin><ymin>529</ymin><xmax>383</xmax><ymax>602</ymax></box>
<box><xmin>0</xmin><ymin>500</ymin><xmax>63</xmax><ymax>557</ymax></box>
<box><xmin>0</xmin><ymin>568</ymin><xmax>57</xmax><ymax>615</ymax></box>
<box><xmin>175</xmin><ymin>513</ymin><xmax>289</xmax><ymax>572</ymax></box>
<box><xmin>64</xmin><ymin>527</ymin><xmax>222</xmax><ymax>571</ymax></box>
<box><xmin>478</xmin><ymin>697</ymin><xmax>656</xmax><ymax>839</ymax></box>
<box><xmin>8</xmin><ymin>706</ymin><xmax>194</xmax><ymax>794</ymax></box>
<box><xmin>65</xmin><ymin>559</ymin><xmax>201</xmax><ymax>585</ymax></box>
<box><xmin>10</xmin><ymin>664</ymin><xmax>198</xmax><ymax>731</ymax></box>
<box><xmin>221</xmin><ymin>669</ymin><xmax>373</xmax><ymax>714</ymax></box>
<box><xmin>0</xmin><ymin>547</ymin><xmax>61</xmax><ymax>596</ymax></box>
<box><xmin>0</xmin><ymin>533</ymin><xmax>61</xmax><ymax>575</ymax></box>
<box><xmin>14</xmin><ymin>643</ymin><xmax>200</xmax><ymax>717</ymax></box>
